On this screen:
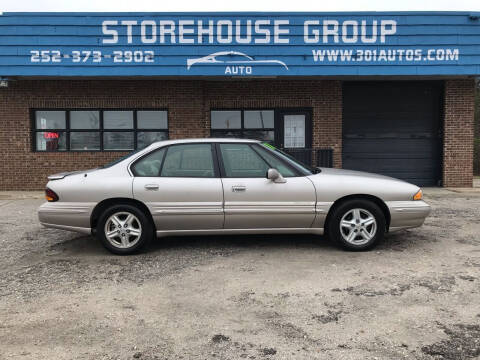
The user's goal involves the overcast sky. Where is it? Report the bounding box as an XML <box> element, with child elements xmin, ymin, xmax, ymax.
<box><xmin>1</xmin><ymin>0</ymin><xmax>480</xmax><ymax>12</ymax></box>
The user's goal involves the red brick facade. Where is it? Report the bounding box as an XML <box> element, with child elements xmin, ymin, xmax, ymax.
<box><xmin>0</xmin><ymin>78</ymin><xmax>474</xmax><ymax>190</ymax></box>
<box><xmin>443</xmin><ymin>79</ymin><xmax>476</xmax><ymax>187</ymax></box>
<box><xmin>0</xmin><ymin>79</ymin><xmax>342</xmax><ymax>190</ymax></box>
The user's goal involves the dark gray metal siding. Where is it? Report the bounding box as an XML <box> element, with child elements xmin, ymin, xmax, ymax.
<box><xmin>342</xmin><ymin>81</ymin><xmax>443</xmax><ymax>186</ymax></box>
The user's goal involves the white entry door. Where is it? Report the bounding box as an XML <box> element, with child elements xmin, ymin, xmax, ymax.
<box><xmin>277</xmin><ymin>110</ymin><xmax>312</xmax><ymax>165</ymax></box>
<box><xmin>284</xmin><ymin>115</ymin><xmax>306</xmax><ymax>148</ymax></box>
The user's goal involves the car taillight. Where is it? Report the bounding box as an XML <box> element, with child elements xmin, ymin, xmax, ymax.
<box><xmin>45</xmin><ymin>188</ymin><xmax>59</xmax><ymax>202</ymax></box>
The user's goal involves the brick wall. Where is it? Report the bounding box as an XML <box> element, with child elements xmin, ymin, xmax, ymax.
<box><xmin>204</xmin><ymin>80</ymin><xmax>343</xmax><ymax>166</ymax></box>
<box><xmin>0</xmin><ymin>78</ymin><xmax>475</xmax><ymax>190</ymax></box>
<box><xmin>0</xmin><ymin>79</ymin><xmax>342</xmax><ymax>190</ymax></box>
<box><xmin>443</xmin><ymin>79</ymin><xmax>476</xmax><ymax>187</ymax></box>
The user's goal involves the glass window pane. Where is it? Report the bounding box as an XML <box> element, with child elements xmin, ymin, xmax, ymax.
<box><xmin>35</xmin><ymin>111</ymin><xmax>66</xmax><ymax>129</ymax></box>
<box><xmin>132</xmin><ymin>148</ymin><xmax>166</xmax><ymax>177</ymax></box>
<box><xmin>138</xmin><ymin>111</ymin><xmax>168</xmax><ymax>129</ymax></box>
<box><xmin>36</xmin><ymin>132</ymin><xmax>66</xmax><ymax>151</ymax></box>
<box><xmin>243</xmin><ymin>130</ymin><xmax>274</xmax><ymax>143</ymax></box>
<box><xmin>284</xmin><ymin>115</ymin><xmax>306</xmax><ymax>148</ymax></box>
<box><xmin>70</xmin><ymin>132</ymin><xmax>100</xmax><ymax>151</ymax></box>
<box><xmin>103</xmin><ymin>132</ymin><xmax>134</xmax><ymax>150</ymax></box>
<box><xmin>253</xmin><ymin>145</ymin><xmax>296</xmax><ymax>177</ymax></box>
<box><xmin>104</xmin><ymin>111</ymin><xmax>133</xmax><ymax>129</ymax></box>
<box><xmin>137</xmin><ymin>131</ymin><xmax>168</xmax><ymax>149</ymax></box>
<box><xmin>70</xmin><ymin>111</ymin><xmax>100</xmax><ymax>129</ymax></box>
<box><xmin>219</xmin><ymin>143</ymin><xmax>269</xmax><ymax>178</ymax></box>
<box><xmin>211</xmin><ymin>111</ymin><xmax>241</xmax><ymax>129</ymax></box>
<box><xmin>161</xmin><ymin>144</ymin><xmax>214</xmax><ymax>178</ymax></box>
<box><xmin>244</xmin><ymin>110</ymin><xmax>274</xmax><ymax>129</ymax></box>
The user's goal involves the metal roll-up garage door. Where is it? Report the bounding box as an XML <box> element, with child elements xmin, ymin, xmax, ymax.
<box><xmin>342</xmin><ymin>81</ymin><xmax>443</xmax><ymax>186</ymax></box>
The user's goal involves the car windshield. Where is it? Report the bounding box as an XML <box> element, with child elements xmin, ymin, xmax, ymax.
<box><xmin>101</xmin><ymin>148</ymin><xmax>144</xmax><ymax>169</ymax></box>
<box><xmin>260</xmin><ymin>143</ymin><xmax>319</xmax><ymax>175</ymax></box>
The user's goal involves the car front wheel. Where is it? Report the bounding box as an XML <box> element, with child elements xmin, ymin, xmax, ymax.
<box><xmin>97</xmin><ymin>204</ymin><xmax>153</xmax><ymax>255</ymax></box>
<box><xmin>327</xmin><ymin>199</ymin><xmax>386</xmax><ymax>251</ymax></box>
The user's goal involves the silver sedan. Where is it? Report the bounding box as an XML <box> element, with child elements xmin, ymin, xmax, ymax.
<box><xmin>38</xmin><ymin>138</ymin><xmax>430</xmax><ymax>254</ymax></box>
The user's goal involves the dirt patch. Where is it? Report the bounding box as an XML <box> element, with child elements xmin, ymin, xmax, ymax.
<box><xmin>260</xmin><ymin>347</ymin><xmax>277</xmax><ymax>356</ymax></box>
<box><xmin>422</xmin><ymin>323</ymin><xmax>480</xmax><ymax>360</ymax></box>
<box><xmin>312</xmin><ymin>310</ymin><xmax>342</xmax><ymax>324</ymax></box>
<box><xmin>211</xmin><ymin>334</ymin><xmax>231</xmax><ymax>343</ymax></box>
<box><xmin>1</xmin><ymin>192</ymin><xmax>480</xmax><ymax>359</ymax></box>
<box><xmin>342</xmin><ymin>283</ymin><xmax>411</xmax><ymax>297</ymax></box>
<box><xmin>416</xmin><ymin>275</ymin><xmax>456</xmax><ymax>293</ymax></box>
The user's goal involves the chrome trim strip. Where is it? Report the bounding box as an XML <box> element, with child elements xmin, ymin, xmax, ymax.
<box><xmin>224</xmin><ymin>208</ymin><xmax>315</xmax><ymax>215</ymax></box>
<box><xmin>152</xmin><ymin>208</ymin><xmax>224</xmax><ymax>215</ymax></box>
<box><xmin>224</xmin><ymin>202</ymin><xmax>316</xmax><ymax>215</ymax></box>
<box><xmin>315</xmin><ymin>201</ymin><xmax>334</xmax><ymax>213</ymax></box>
<box><xmin>38</xmin><ymin>202</ymin><xmax>94</xmax><ymax>214</ymax></box>
<box><xmin>225</xmin><ymin>201</ymin><xmax>315</xmax><ymax>206</ymax></box>
<box><xmin>150</xmin><ymin>202</ymin><xmax>223</xmax><ymax>216</ymax></box>
<box><xmin>39</xmin><ymin>208</ymin><xmax>90</xmax><ymax>214</ymax></box>
<box><xmin>392</xmin><ymin>207</ymin><xmax>431</xmax><ymax>213</ymax></box>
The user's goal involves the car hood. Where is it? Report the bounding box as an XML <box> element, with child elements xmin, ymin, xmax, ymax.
<box><xmin>316</xmin><ymin>167</ymin><xmax>405</xmax><ymax>182</ymax></box>
<box><xmin>307</xmin><ymin>167</ymin><xmax>420</xmax><ymax>202</ymax></box>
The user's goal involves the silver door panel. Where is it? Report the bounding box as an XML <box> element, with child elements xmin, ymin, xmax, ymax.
<box><xmin>133</xmin><ymin>177</ymin><xmax>224</xmax><ymax>230</ymax></box>
<box><xmin>221</xmin><ymin>177</ymin><xmax>316</xmax><ymax>229</ymax></box>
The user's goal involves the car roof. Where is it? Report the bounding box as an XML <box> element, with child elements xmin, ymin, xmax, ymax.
<box><xmin>149</xmin><ymin>138</ymin><xmax>261</xmax><ymax>148</ymax></box>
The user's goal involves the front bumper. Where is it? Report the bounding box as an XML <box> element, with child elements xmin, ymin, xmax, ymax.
<box><xmin>386</xmin><ymin>200</ymin><xmax>431</xmax><ymax>232</ymax></box>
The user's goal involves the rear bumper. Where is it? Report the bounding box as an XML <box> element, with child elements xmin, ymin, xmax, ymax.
<box><xmin>38</xmin><ymin>201</ymin><xmax>95</xmax><ymax>234</ymax></box>
<box><xmin>40</xmin><ymin>222</ymin><xmax>92</xmax><ymax>234</ymax></box>
<box><xmin>386</xmin><ymin>200</ymin><xmax>431</xmax><ymax>231</ymax></box>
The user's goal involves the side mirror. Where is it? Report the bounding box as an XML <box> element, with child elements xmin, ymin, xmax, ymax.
<box><xmin>267</xmin><ymin>168</ymin><xmax>287</xmax><ymax>183</ymax></box>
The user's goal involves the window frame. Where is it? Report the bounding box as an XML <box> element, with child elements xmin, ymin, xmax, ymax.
<box><xmin>131</xmin><ymin>142</ymin><xmax>220</xmax><ymax>178</ymax></box>
<box><xmin>210</xmin><ymin>108</ymin><xmax>275</xmax><ymax>141</ymax></box>
<box><xmin>215</xmin><ymin>142</ymin><xmax>303</xmax><ymax>178</ymax></box>
<box><xmin>31</xmin><ymin>108</ymin><xmax>169</xmax><ymax>152</ymax></box>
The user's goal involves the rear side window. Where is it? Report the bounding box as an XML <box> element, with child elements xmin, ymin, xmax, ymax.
<box><xmin>160</xmin><ymin>144</ymin><xmax>215</xmax><ymax>178</ymax></box>
<box><xmin>219</xmin><ymin>143</ymin><xmax>269</xmax><ymax>178</ymax></box>
<box><xmin>131</xmin><ymin>148</ymin><xmax>166</xmax><ymax>176</ymax></box>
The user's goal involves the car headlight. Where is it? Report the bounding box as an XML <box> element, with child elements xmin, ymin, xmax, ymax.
<box><xmin>413</xmin><ymin>189</ymin><xmax>423</xmax><ymax>201</ymax></box>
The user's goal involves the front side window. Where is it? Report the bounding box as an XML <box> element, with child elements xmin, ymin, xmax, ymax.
<box><xmin>219</xmin><ymin>143</ymin><xmax>270</xmax><ymax>178</ymax></box>
<box><xmin>160</xmin><ymin>144</ymin><xmax>215</xmax><ymax>178</ymax></box>
<box><xmin>252</xmin><ymin>145</ymin><xmax>296</xmax><ymax>177</ymax></box>
<box><xmin>260</xmin><ymin>143</ymin><xmax>315</xmax><ymax>175</ymax></box>
<box><xmin>211</xmin><ymin>110</ymin><xmax>274</xmax><ymax>143</ymax></box>
<box><xmin>33</xmin><ymin>109</ymin><xmax>168</xmax><ymax>152</ymax></box>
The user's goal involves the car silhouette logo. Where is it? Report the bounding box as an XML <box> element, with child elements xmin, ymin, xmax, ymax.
<box><xmin>187</xmin><ymin>50</ymin><xmax>289</xmax><ymax>70</ymax></box>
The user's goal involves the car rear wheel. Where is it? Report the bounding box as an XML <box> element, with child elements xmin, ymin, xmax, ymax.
<box><xmin>327</xmin><ymin>199</ymin><xmax>386</xmax><ymax>251</ymax></box>
<box><xmin>97</xmin><ymin>204</ymin><xmax>153</xmax><ymax>255</ymax></box>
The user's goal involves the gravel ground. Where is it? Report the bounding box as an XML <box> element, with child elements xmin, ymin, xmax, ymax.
<box><xmin>0</xmin><ymin>188</ymin><xmax>479</xmax><ymax>360</ymax></box>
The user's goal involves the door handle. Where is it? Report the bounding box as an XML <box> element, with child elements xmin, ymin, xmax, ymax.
<box><xmin>232</xmin><ymin>185</ymin><xmax>246</xmax><ymax>192</ymax></box>
<box><xmin>144</xmin><ymin>184</ymin><xmax>159</xmax><ymax>190</ymax></box>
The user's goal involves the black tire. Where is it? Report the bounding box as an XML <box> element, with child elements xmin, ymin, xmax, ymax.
<box><xmin>97</xmin><ymin>204</ymin><xmax>153</xmax><ymax>255</ymax></box>
<box><xmin>327</xmin><ymin>199</ymin><xmax>386</xmax><ymax>251</ymax></box>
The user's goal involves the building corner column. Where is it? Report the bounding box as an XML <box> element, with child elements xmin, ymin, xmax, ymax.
<box><xmin>443</xmin><ymin>79</ymin><xmax>475</xmax><ymax>187</ymax></box>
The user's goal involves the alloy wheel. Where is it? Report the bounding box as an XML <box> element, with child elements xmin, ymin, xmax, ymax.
<box><xmin>104</xmin><ymin>211</ymin><xmax>142</xmax><ymax>249</ymax></box>
<box><xmin>339</xmin><ymin>208</ymin><xmax>377</xmax><ymax>245</ymax></box>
